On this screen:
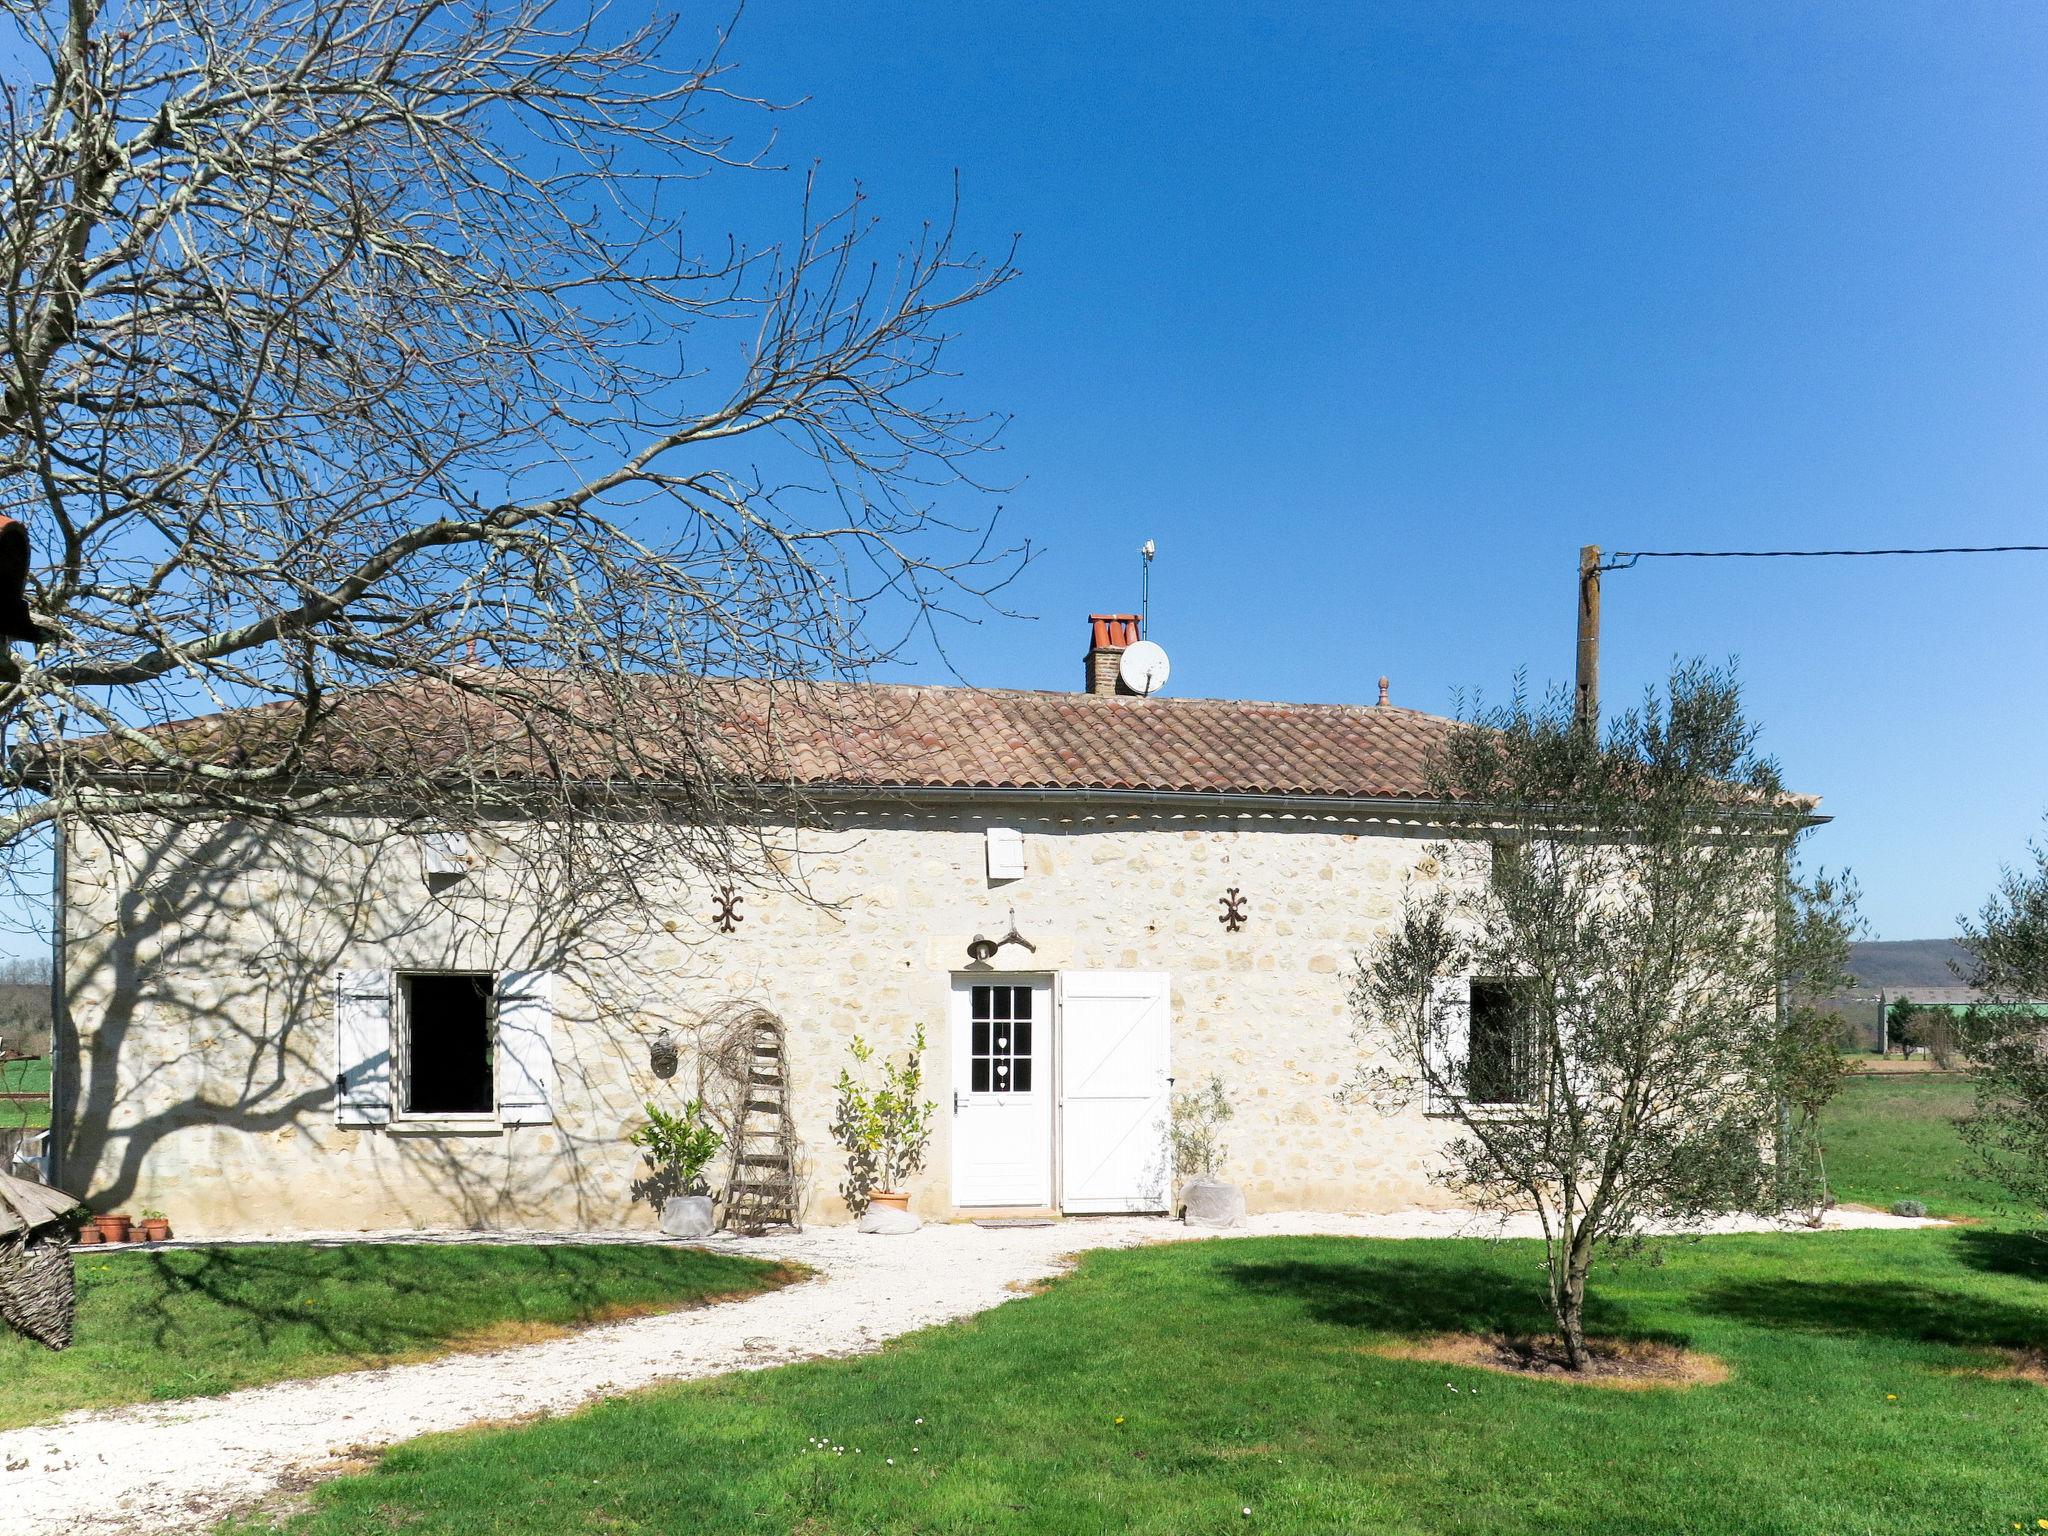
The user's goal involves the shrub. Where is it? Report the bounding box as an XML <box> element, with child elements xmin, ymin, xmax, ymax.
<box><xmin>1170</xmin><ymin>1075</ymin><xmax>1234</xmax><ymax>1181</ymax></box>
<box><xmin>629</xmin><ymin>1098</ymin><xmax>723</xmax><ymax>1201</ymax></box>
<box><xmin>831</xmin><ymin>1027</ymin><xmax>936</xmax><ymax>1213</ymax></box>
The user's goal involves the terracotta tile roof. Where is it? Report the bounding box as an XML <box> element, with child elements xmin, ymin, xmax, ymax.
<box><xmin>724</xmin><ymin>682</ymin><xmax>1459</xmax><ymax>800</ymax></box>
<box><xmin>80</xmin><ymin>674</ymin><xmax>1464</xmax><ymax>804</ymax></box>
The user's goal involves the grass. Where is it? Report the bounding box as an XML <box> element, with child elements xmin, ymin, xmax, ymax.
<box><xmin>0</xmin><ymin>1053</ymin><xmax>50</xmax><ymax>1128</ymax></box>
<box><xmin>1821</xmin><ymin>1071</ymin><xmax>2012</xmax><ymax>1220</ymax></box>
<box><xmin>239</xmin><ymin>1227</ymin><xmax>2048</xmax><ymax>1536</ymax></box>
<box><xmin>0</xmin><ymin>1242</ymin><xmax>795</xmax><ymax>1430</ymax></box>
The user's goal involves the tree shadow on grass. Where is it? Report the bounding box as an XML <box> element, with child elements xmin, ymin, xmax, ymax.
<box><xmin>1949</xmin><ymin>1226</ymin><xmax>2048</xmax><ymax>1282</ymax></box>
<box><xmin>126</xmin><ymin>1243</ymin><xmax>723</xmax><ymax>1359</ymax></box>
<box><xmin>1218</xmin><ymin>1256</ymin><xmax>1641</xmax><ymax>1342</ymax></box>
<box><xmin>1697</xmin><ymin>1276</ymin><xmax>2048</xmax><ymax>1351</ymax></box>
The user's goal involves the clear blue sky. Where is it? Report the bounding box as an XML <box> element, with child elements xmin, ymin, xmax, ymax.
<box><xmin>709</xmin><ymin>1</ymin><xmax>2048</xmax><ymax>942</ymax></box>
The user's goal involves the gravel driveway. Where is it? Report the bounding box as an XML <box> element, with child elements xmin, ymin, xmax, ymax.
<box><xmin>0</xmin><ymin>1205</ymin><xmax>1936</xmax><ymax>1536</ymax></box>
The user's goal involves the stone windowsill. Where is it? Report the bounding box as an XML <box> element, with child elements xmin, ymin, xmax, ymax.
<box><xmin>384</xmin><ymin>1117</ymin><xmax>506</xmax><ymax>1137</ymax></box>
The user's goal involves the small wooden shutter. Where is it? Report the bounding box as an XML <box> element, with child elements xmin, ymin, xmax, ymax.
<box><xmin>334</xmin><ymin>970</ymin><xmax>393</xmax><ymax>1125</ymax></box>
<box><xmin>496</xmin><ymin>970</ymin><xmax>556</xmax><ymax>1125</ymax></box>
<box><xmin>1425</xmin><ymin>976</ymin><xmax>1471</xmax><ymax>1113</ymax></box>
<box><xmin>985</xmin><ymin>826</ymin><xmax>1026</xmax><ymax>881</ymax></box>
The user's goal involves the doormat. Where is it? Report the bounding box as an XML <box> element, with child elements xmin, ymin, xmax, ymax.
<box><xmin>973</xmin><ymin>1218</ymin><xmax>1056</xmax><ymax>1229</ymax></box>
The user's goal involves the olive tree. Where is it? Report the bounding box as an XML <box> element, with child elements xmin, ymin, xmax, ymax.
<box><xmin>1345</xmin><ymin>664</ymin><xmax>1856</xmax><ymax>1368</ymax></box>
<box><xmin>1957</xmin><ymin>833</ymin><xmax>2048</xmax><ymax>1230</ymax></box>
<box><xmin>0</xmin><ymin>0</ymin><xmax>1022</xmax><ymax>923</ymax></box>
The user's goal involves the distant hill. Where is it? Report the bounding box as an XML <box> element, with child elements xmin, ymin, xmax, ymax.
<box><xmin>1847</xmin><ymin>940</ymin><xmax>1972</xmax><ymax>992</ymax></box>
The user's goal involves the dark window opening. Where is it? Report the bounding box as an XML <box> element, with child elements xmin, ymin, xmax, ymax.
<box><xmin>1468</xmin><ymin>980</ymin><xmax>1538</xmax><ymax>1106</ymax></box>
<box><xmin>403</xmin><ymin>972</ymin><xmax>495</xmax><ymax>1115</ymax></box>
<box><xmin>1489</xmin><ymin>839</ymin><xmax>1524</xmax><ymax>893</ymax></box>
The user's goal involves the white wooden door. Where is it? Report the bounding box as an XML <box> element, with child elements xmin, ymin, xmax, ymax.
<box><xmin>1058</xmin><ymin>971</ymin><xmax>1171</xmax><ymax>1213</ymax></box>
<box><xmin>950</xmin><ymin>977</ymin><xmax>1053</xmax><ymax>1207</ymax></box>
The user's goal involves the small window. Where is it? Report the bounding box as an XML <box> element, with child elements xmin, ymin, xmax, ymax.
<box><xmin>1467</xmin><ymin>980</ymin><xmax>1539</xmax><ymax>1106</ymax></box>
<box><xmin>400</xmin><ymin>972</ymin><xmax>495</xmax><ymax>1115</ymax></box>
<box><xmin>968</xmin><ymin>983</ymin><xmax>1034</xmax><ymax>1094</ymax></box>
<box><xmin>1489</xmin><ymin>840</ymin><xmax>1524</xmax><ymax>893</ymax></box>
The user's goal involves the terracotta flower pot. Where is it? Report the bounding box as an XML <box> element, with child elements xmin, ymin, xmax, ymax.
<box><xmin>142</xmin><ymin>1219</ymin><xmax>171</xmax><ymax>1242</ymax></box>
<box><xmin>93</xmin><ymin>1213</ymin><xmax>132</xmax><ymax>1244</ymax></box>
<box><xmin>76</xmin><ymin>1224</ymin><xmax>103</xmax><ymax>1245</ymax></box>
<box><xmin>869</xmin><ymin>1190</ymin><xmax>911</xmax><ymax>1213</ymax></box>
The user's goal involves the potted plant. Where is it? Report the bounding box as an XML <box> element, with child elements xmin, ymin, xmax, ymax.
<box><xmin>831</xmin><ymin>1026</ymin><xmax>936</xmax><ymax>1230</ymax></box>
<box><xmin>1171</xmin><ymin>1075</ymin><xmax>1245</xmax><ymax>1228</ymax></box>
<box><xmin>629</xmin><ymin>1098</ymin><xmax>723</xmax><ymax>1238</ymax></box>
<box><xmin>92</xmin><ymin>1211</ymin><xmax>132</xmax><ymax>1244</ymax></box>
<box><xmin>139</xmin><ymin>1209</ymin><xmax>172</xmax><ymax>1242</ymax></box>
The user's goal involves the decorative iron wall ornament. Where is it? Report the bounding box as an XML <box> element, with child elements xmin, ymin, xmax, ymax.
<box><xmin>648</xmin><ymin>1030</ymin><xmax>680</xmax><ymax>1080</ymax></box>
<box><xmin>1218</xmin><ymin>886</ymin><xmax>1248</xmax><ymax>932</ymax></box>
<box><xmin>712</xmin><ymin>886</ymin><xmax>744</xmax><ymax>934</ymax></box>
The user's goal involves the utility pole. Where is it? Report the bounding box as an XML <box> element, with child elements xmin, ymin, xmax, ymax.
<box><xmin>1575</xmin><ymin>544</ymin><xmax>1601</xmax><ymax>734</ymax></box>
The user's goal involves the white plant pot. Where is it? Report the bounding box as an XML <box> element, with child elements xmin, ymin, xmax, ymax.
<box><xmin>1180</xmin><ymin>1176</ymin><xmax>1246</xmax><ymax>1228</ymax></box>
<box><xmin>659</xmin><ymin>1193</ymin><xmax>716</xmax><ymax>1238</ymax></box>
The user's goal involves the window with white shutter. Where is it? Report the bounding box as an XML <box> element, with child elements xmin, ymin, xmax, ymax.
<box><xmin>495</xmin><ymin>970</ymin><xmax>557</xmax><ymax>1125</ymax></box>
<box><xmin>334</xmin><ymin>970</ymin><xmax>393</xmax><ymax>1125</ymax></box>
<box><xmin>1425</xmin><ymin>976</ymin><xmax>1470</xmax><ymax>1114</ymax></box>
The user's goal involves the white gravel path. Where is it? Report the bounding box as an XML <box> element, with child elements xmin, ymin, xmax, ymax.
<box><xmin>0</xmin><ymin>1205</ymin><xmax>1938</xmax><ymax>1536</ymax></box>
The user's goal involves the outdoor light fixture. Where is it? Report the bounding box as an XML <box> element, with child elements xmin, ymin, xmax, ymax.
<box><xmin>965</xmin><ymin>909</ymin><xmax>1038</xmax><ymax>966</ymax></box>
<box><xmin>648</xmin><ymin>1030</ymin><xmax>680</xmax><ymax>1080</ymax></box>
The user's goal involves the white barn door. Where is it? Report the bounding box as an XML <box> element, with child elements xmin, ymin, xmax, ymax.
<box><xmin>951</xmin><ymin>978</ymin><xmax>1054</xmax><ymax>1207</ymax></box>
<box><xmin>1057</xmin><ymin>971</ymin><xmax>1171</xmax><ymax>1213</ymax></box>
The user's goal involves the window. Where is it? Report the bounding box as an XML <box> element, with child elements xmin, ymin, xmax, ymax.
<box><xmin>1488</xmin><ymin>839</ymin><xmax>1524</xmax><ymax>893</ymax></box>
<box><xmin>399</xmin><ymin>972</ymin><xmax>495</xmax><ymax>1115</ymax></box>
<box><xmin>1467</xmin><ymin>980</ymin><xmax>1539</xmax><ymax>1106</ymax></box>
<box><xmin>969</xmin><ymin>984</ymin><xmax>1033</xmax><ymax>1094</ymax></box>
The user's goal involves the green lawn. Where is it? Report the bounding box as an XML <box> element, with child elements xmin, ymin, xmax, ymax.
<box><xmin>0</xmin><ymin>1054</ymin><xmax>50</xmax><ymax>1128</ymax></box>
<box><xmin>244</xmin><ymin>1228</ymin><xmax>2048</xmax><ymax>1536</ymax></box>
<box><xmin>1821</xmin><ymin>1072</ymin><xmax>2011</xmax><ymax>1220</ymax></box>
<box><xmin>0</xmin><ymin>1242</ymin><xmax>794</xmax><ymax>1430</ymax></box>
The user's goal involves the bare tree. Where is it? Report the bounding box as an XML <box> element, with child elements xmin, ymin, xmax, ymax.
<box><xmin>1345</xmin><ymin>664</ymin><xmax>1856</xmax><ymax>1370</ymax></box>
<box><xmin>0</xmin><ymin>0</ymin><xmax>1022</xmax><ymax>922</ymax></box>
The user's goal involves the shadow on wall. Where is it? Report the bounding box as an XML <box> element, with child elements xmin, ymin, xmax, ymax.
<box><xmin>55</xmin><ymin>812</ymin><xmax>774</xmax><ymax>1230</ymax></box>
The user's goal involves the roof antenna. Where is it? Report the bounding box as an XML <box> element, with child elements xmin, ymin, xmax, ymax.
<box><xmin>1139</xmin><ymin>539</ymin><xmax>1155</xmax><ymax>635</ymax></box>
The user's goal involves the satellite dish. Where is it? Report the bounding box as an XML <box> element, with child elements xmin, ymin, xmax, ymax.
<box><xmin>1118</xmin><ymin>639</ymin><xmax>1171</xmax><ymax>696</ymax></box>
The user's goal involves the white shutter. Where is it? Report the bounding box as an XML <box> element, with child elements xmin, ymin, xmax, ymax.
<box><xmin>496</xmin><ymin>970</ymin><xmax>557</xmax><ymax>1124</ymax></box>
<box><xmin>419</xmin><ymin>830</ymin><xmax>473</xmax><ymax>877</ymax></box>
<box><xmin>985</xmin><ymin>826</ymin><xmax>1026</xmax><ymax>881</ymax></box>
<box><xmin>334</xmin><ymin>969</ymin><xmax>393</xmax><ymax>1125</ymax></box>
<box><xmin>1057</xmin><ymin>971</ymin><xmax>1171</xmax><ymax>1213</ymax></box>
<box><xmin>1425</xmin><ymin>976</ymin><xmax>1471</xmax><ymax>1113</ymax></box>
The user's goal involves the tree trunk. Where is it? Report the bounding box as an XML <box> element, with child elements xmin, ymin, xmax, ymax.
<box><xmin>1558</xmin><ymin>1261</ymin><xmax>1590</xmax><ymax>1370</ymax></box>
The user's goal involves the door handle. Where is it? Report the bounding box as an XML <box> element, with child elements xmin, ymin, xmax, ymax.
<box><xmin>954</xmin><ymin>1090</ymin><xmax>964</xmax><ymax>1114</ymax></box>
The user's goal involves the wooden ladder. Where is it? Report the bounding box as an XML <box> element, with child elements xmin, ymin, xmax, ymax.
<box><xmin>720</xmin><ymin>1017</ymin><xmax>798</xmax><ymax>1233</ymax></box>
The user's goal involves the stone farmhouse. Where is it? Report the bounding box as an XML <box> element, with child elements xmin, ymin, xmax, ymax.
<box><xmin>51</xmin><ymin>617</ymin><xmax>1571</xmax><ymax>1235</ymax></box>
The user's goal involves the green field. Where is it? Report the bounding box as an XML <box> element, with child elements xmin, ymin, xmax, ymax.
<box><xmin>1820</xmin><ymin>1072</ymin><xmax>2010</xmax><ymax>1220</ymax></box>
<box><xmin>242</xmin><ymin>1228</ymin><xmax>2048</xmax><ymax>1536</ymax></box>
<box><xmin>0</xmin><ymin>1242</ymin><xmax>795</xmax><ymax>1430</ymax></box>
<box><xmin>0</xmin><ymin>1054</ymin><xmax>50</xmax><ymax>1128</ymax></box>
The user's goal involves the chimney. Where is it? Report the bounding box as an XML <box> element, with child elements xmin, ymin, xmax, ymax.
<box><xmin>1084</xmin><ymin>613</ymin><xmax>1142</xmax><ymax>696</ymax></box>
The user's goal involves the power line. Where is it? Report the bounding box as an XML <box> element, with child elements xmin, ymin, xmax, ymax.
<box><xmin>1605</xmin><ymin>543</ymin><xmax>2048</xmax><ymax>571</ymax></box>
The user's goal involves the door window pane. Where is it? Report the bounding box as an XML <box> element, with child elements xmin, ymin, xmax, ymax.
<box><xmin>970</xmin><ymin>985</ymin><xmax>1034</xmax><ymax>1094</ymax></box>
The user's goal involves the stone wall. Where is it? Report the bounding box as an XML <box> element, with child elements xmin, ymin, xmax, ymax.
<box><xmin>56</xmin><ymin>800</ymin><xmax>1470</xmax><ymax>1234</ymax></box>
